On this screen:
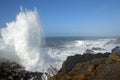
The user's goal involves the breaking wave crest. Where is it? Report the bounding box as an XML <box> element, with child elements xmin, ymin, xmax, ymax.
<box><xmin>0</xmin><ymin>8</ymin><xmax>52</xmax><ymax>72</ymax></box>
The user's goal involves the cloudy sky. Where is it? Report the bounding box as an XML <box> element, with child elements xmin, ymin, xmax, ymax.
<box><xmin>0</xmin><ymin>0</ymin><xmax>120</xmax><ymax>37</ymax></box>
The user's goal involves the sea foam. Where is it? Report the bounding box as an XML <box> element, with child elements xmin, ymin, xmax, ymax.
<box><xmin>0</xmin><ymin>8</ymin><xmax>51</xmax><ymax>72</ymax></box>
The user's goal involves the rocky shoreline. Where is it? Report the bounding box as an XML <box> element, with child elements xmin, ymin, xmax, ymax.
<box><xmin>0</xmin><ymin>61</ymin><xmax>43</xmax><ymax>80</ymax></box>
<box><xmin>0</xmin><ymin>47</ymin><xmax>120</xmax><ymax>80</ymax></box>
<box><xmin>50</xmin><ymin>46</ymin><xmax>120</xmax><ymax>80</ymax></box>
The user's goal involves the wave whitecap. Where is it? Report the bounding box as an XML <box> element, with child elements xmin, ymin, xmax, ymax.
<box><xmin>0</xmin><ymin>8</ymin><xmax>52</xmax><ymax>72</ymax></box>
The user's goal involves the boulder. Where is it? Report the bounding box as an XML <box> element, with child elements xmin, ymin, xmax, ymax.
<box><xmin>0</xmin><ymin>61</ymin><xmax>43</xmax><ymax>80</ymax></box>
<box><xmin>111</xmin><ymin>53</ymin><xmax>120</xmax><ymax>62</ymax></box>
<box><xmin>50</xmin><ymin>48</ymin><xmax>120</xmax><ymax>80</ymax></box>
<box><xmin>112</xmin><ymin>46</ymin><xmax>120</xmax><ymax>54</ymax></box>
<box><xmin>92</xmin><ymin>47</ymin><xmax>105</xmax><ymax>51</ymax></box>
<box><xmin>84</xmin><ymin>49</ymin><xmax>95</xmax><ymax>54</ymax></box>
<box><xmin>111</xmin><ymin>46</ymin><xmax>120</xmax><ymax>62</ymax></box>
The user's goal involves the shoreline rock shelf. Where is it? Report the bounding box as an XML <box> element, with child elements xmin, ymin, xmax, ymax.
<box><xmin>50</xmin><ymin>47</ymin><xmax>120</xmax><ymax>80</ymax></box>
<box><xmin>0</xmin><ymin>47</ymin><xmax>120</xmax><ymax>80</ymax></box>
<box><xmin>0</xmin><ymin>61</ymin><xmax>43</xmax><ymax>80</ymax></box>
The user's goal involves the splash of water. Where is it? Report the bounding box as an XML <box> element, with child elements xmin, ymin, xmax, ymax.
<box><xmin>0</xmin><ymin>8</ymin><xmax>48</xmax><ymax>71</ymax></box>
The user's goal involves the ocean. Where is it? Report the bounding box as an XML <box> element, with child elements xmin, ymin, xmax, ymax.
<box><xmin>0</xmin><ymin>9</ymin><xmax>120</xmax><ymax>74</ymax></box>
<box><xmin>44</xmin><ymin>37</ymin><xmax>120</xmax><ymax>71</ymax></box>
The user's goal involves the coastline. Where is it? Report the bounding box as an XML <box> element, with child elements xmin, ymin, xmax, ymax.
<box><xmin>50</xmin><ymin>46</ymin><xmax>120</xmax><ymax>80</ymax></box>
<box><xmin>0</xmin><ymin>46</ymin><xmax>120</xmax><ymax>80</ymax></box>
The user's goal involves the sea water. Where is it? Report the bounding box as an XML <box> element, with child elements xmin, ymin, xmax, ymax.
<box><xmin>0</xmin><ymin>8</ymin><xmax>120</xmax><ymax>79</ymax></box>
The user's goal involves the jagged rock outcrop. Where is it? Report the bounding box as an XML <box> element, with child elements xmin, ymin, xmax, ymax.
<box><xmin>0</xmin><ymin>61</ymin><xmax>43</xmax><ymax>80</ymax></box>
<box><xmin>112</xmin><ymin>46</ymin><xmax>120</xmax><ymax>54</ymax></box>
<box><xmin>50</xmin><ymin>47</ymin><xmax>120</xmax><ymax>80</ymax></box>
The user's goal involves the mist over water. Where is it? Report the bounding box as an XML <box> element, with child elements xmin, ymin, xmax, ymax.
<box><xmin>0</xmin><ymin>9</ymin><xmax>52</xmax><ymax>71</ymax></box>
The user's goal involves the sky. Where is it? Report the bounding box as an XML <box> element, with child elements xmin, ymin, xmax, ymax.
<box><xmin>0</xmin><ymin>0</ymin><xmax>120</xmax><ymax>37</ymax></box>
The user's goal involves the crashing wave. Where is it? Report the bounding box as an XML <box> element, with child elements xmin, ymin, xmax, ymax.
<box><xmin>0</xmin><ymin>8</ymin><xmax>54</xmax><ymax>72</ymax></box>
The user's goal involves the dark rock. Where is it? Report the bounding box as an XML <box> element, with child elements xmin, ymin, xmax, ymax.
<box><xmin>0</xmin><ymin>61</ymin><xmax>43</xmax><ymax>80</ymax></box>
<box><xmin>92</xmin><ymin>47</ymin><xmax>105</xmax><ymax>51</ymax></box>
<box><xmin>103</xmin><ymin>40</ymin><xmax>113</xmax><ymax>46</ymax></box>
<box><xmin>13</xmin><ymin>75</ymin><xmax>22</xmax><ymax>80</ymax></box>
<box><xmin>57</xmin><ymin>53</ymin><xmax>110</xmax><ymax>75</ymax></box>
<box><xmin>50</xmin><ymin>48</ymin><xmax>120</xmax><ymax>80</ymax></box>
<box><xmin>112</xmin><ymin>46</ymin><xmax>120</xmax><ymax>54</ymax></box>
<box><xmin>84</xmin><ymin>49</ymin><xmax>95</xmax><ymax>54</ymax></box>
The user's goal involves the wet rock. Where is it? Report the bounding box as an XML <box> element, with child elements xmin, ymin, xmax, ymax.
<box><xmin>110</xmin><ymin>46</ymin><xmax>120</xmax><ymax>62</ymax></box>
<box><xmin>84</xmin><ymin>49</ymin><xmax>95</xmax><ymax>54</ymax></box>
<box><xmin>112</xmin><ymin>46</ymin><xmax>120</xmax><ymax>54</ymax></box>
<box><xmin>50</xmin><ymin>48</ymin><xmax>120</xmax><ymax>80</ymax></box>
<box><xmin>92</xmin><ymin>47</ymin><xmax>105</xmax><ymax>51</ymax></box>
<box><xmin>0</xmin><ymin>61</ymin><xmax>43</xmax><ymax>80</ymax></box>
